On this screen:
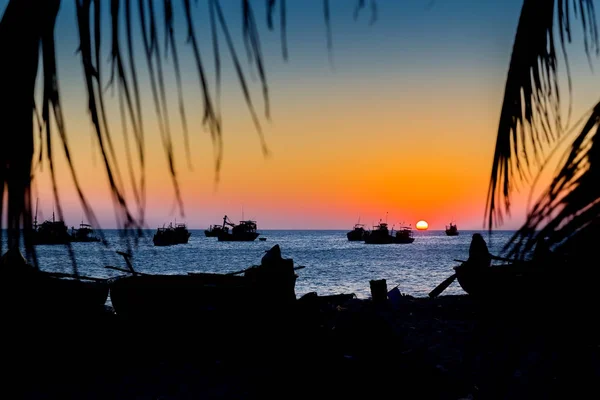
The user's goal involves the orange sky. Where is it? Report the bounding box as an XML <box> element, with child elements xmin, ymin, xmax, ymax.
<box><xmin>26</xmin><ymin>0</ymin><xmax>600</xmax><ymax>230</ymax></box>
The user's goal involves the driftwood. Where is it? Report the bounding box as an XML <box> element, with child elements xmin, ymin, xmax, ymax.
<box><xmin>429</xmin><ymin>273</ymin><xmax>457</xmax><ymax>298</ymax></box>
<box><xmin>431</xmin><ymin>254</ymin><xmax>520</xmax><ymax>298</ymax></box>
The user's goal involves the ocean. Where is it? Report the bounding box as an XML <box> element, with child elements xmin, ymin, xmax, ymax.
<box><xmin>5</xmin><ymin>229</ymin><xmax>520</xmax><ymax>301</ymax></box>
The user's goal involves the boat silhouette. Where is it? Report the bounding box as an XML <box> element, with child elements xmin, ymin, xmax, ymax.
<box><xmin>107</xmin><ymin>246</ymin><xmax>300</xmax><ymax>331</ymax></box>
<box><xmin>394</xmin><ymin>224</ymin><xmax>415</xmax><ymax>244</ymax></box>
<box><xmin>204</xmin><ymin>223</ymin><xmax>228</xmax><ymax>237</ymax></box>
<box><xmin>217</xmin><ymin>215</ymin><xmax>260</xmax><ymax>242</ymax></box>
<box><xmin>32</xmin><ymin>199</ymin><xmax>71</xmax><ymax>245</ymax></box>
<box><xmin>364</xmin><ymin>219</ymin><xmax>415</xmax><ymax>244</ymax></box>
<box><xmin>153</xmin><ymin>222</ymin><xmax>191</xmax><ymax>246</ymax></box>
<box><xmin>69</xmin><ymin>222</ymin><xmax>101</xmax><ymax>243</ymax></box>
<box><xmin>364</xmin><ymin>221</ymin><xmax>394</xmax><ymax>244</ymax></box>
<box><xmin>1</xmin><ymin>247</ymin><xmax>109</xmax><ymax>315</ymax></box>
<box><xmin>346</xmin><ymin>218</ymin><xmax>369</xmax><ymax>241</ymax></box>
<box><xmin>445</xmin><ymin>222</ymin><xmax>459</xmax><ymax>236</ymax></box>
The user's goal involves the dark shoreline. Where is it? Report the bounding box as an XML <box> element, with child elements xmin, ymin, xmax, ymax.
<box><xmin>5</xmin><ymin>293</ymin><xmax>600</xmax><ymax>399</ymax></box>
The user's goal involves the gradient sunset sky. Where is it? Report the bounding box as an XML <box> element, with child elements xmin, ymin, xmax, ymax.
<box><xmin>8</xmin><ymin>0</ymin><xmax>600</xmax><ymax>230</ymax></box>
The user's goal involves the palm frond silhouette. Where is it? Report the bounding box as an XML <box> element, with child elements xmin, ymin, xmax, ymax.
<box><xmin>0</xmin><ymin>0</ymin><xmax>375</xmax><ymax>267</ymax></box>
<box><xmin>486</xmin><ymin>0</ymin><xmax>600</xmax><ymax>261</ymax></box>
<box><xmin>2</xmin><ymin>0</ymin><xmax>600</xmax><ymax>272</ymax></box>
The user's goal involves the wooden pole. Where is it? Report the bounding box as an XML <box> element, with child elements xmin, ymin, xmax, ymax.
<box><xmin>429</xmin><ymin>273</ymin><xmax>457</xmax><ymax>298</ymax></box>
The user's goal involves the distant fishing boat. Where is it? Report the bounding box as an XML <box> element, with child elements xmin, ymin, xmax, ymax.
<box><xmin>346</xmin><ymin>218</ymin><xmax>370</xmax><ymax>241</ymax></box>
<box><xmin>173</xmin><ymin>223</ymin><xmax>191</xmax><ymax>243</ymax></box>
<box><xmin>217</xmin><ymin>215</ymin><xmax>260</xmax><ymax>242</ymax></box>
<box><xmin>445</xmin><ymin>222</ymin><xmax>459</xmax><ymax>236</ymax></box>
<box><xmin>364</xmin><ymin>221</ymin><xmax>394</xmax><ymax>244</ymax></box>
<box><xmin>204</xmin><ymin>223</ymin><xmax>228</xmax><ymax>237</ymax></box>
<box><xmin>153</xmin><ymin>222</ymin><xmax>191</xmax><ymax>246</ymax></box>
<box><xmin>33</xmin><ymin>214</ymin><xmax>71</xmax><ymax>245</ymax></box>
<box><xmin>31</xmin><ymin>199</ymin><xmax>71</xmax><ymax>245</ymax></box>
<box><xmin>70</xmin><ymin>222</ymin><xmax>101</xmax><ymax>243</ymax></box>
<box><xmin>394</xmin><ymin>225</ymin><xmax>415</xmax><ymax>244</ymax></box>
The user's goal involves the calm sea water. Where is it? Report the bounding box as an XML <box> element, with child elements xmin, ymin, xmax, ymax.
<box><xmin>5</xmin><ymin>229</ymin><xmax>518</xmax><ymax>300</ymax></box>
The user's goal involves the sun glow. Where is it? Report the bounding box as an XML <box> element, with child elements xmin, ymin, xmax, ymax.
<box><xmin>416</xmin><ymin>220</ymin><xmax>429</xmax><ymax>230</ymax></box>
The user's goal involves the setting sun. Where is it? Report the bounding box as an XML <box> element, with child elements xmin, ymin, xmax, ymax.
<box><xmin>416</xmin><ymin>220</ymin><xmax>429</xmax><ymax>230</ymax></box>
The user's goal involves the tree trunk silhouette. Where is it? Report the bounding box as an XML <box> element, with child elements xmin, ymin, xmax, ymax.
<box><xmin>0</xmin><ymin>0</ymin><xmax>60</xmax><ymax>255</ymax></box>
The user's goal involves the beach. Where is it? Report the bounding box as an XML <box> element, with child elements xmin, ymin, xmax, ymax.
<box><xmin>6</xmin><ymin>292</ymin><xmax>599</xmax><ymax>399</ymax></box>
<box><xmin>2</xmin><ymin>1</ymin><xmax>599</xmax><ymax>399</ymax></box>
<box><xmin>10</xmin><ymin>229</ymin><xmax>521</xmax><ymax>299</ymax></box>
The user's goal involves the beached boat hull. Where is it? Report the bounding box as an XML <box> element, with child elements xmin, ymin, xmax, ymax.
<box><xmin>42</xmin><ymin>275</ymin><xmax>109</xmax><ymax>313</ymax></box>
<box><xmin>110</xmin><ymin>273</ymin><xmax>255</xmax><ymax>320</ymax></box>
<box><xmin>109</xmin><ymin>260</ymin><xmax>297</xmax><ymax>325</ymax></box>
<box><xmin>3</xmin><ymin>267</ymin><xmax>109</xmax><ymax>316</ymax></box>
<box><xmin>453</xmin><ymin>264</ymin><xmax>558</xmax><ymax>301</ymax></box>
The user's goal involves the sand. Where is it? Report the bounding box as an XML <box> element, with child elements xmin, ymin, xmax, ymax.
<box><xmin>4</xmin><ymin>293</ymin><xmax>600</xmax><ymax>399</ymax></box>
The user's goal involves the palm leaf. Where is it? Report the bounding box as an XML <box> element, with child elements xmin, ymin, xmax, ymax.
<box><xmin>0</xmin><ymin>0</ymin><xmax>374</xmax><ymax>268</ymax></box>
<box><xmin>486</xmin><ymin>0</ymin><xmax>599</xmax><ymax>230</ymax></box>
<box><xmin>504</xmin><ymin>100</ymin><xmax>600</xmax><ymax>261</ymax></box>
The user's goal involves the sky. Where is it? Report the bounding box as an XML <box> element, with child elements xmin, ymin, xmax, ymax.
<box><xmin>4</xmin><ymin>0</ymin><xmax>600</xmax><ymax>230</ymax></box>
